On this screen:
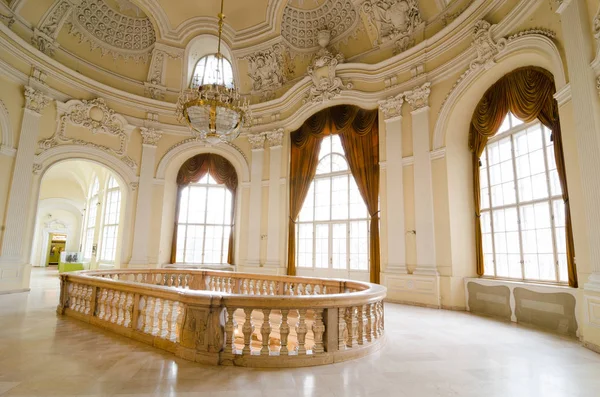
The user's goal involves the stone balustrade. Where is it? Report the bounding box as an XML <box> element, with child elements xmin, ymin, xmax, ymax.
<box><xmin>57</xmin><ymin>269</ymin><xmax>386</xmax><ymax>367</ymax></box>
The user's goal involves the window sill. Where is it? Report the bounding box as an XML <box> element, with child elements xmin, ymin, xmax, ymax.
<box><xmin>465</xmin><ymin>277</ymin><xmax>574</xmax><ymax>293</ymax></box>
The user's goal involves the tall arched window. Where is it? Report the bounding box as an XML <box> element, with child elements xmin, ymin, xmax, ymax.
<box><xmin>470</xmin><ymin>67</ymin><xmax>576</xmax><ymax>287</ymax></box>
<box><xmin>190</xmin><ymin>54</ymin><xmax>234</xmax><ymax>88</ymax></box>
<box><xmin>480</xmin><ymin>113</ymin><xmax>567</xmax><ymax>282</ymax></box>
<box><xmin>99</xmin><ymin>177</ymin><xmax>121</xmax><ymax>263</ymax></box>
<box><xmin>296</xmin><ymin>134</ymin><xmax>370</xmax><ymax>273</ymax></box>
<box><xmin>172</xmin><ymin>154</ymin><xmax>238</xmax><ymax>264</ymax></box>
<box><xmin>83</xmin><ymin>177</ymin><xmax>99</xmax><ymax>260</ymax></box>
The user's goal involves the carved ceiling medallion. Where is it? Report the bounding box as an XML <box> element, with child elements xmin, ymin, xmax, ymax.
<box><xmin>281</xmin><ymin>0</ymin><xmax>358</xmax><ymax>50</ymax></box>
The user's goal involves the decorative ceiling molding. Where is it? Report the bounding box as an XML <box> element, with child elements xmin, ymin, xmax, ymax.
<box><xmin>31</xmin><ymin>0</ymin><xmax>74</xmax><ymax>57</ymax></box>
<box><xmin>38</xmin><ymin>98</ymin><xmax>137</xmax><ymax>169</ymax></box>
<box><xmin>360</xmin><ymin>0</ymin><xmax>423</xmax><ymax>49</ymax></box>
<box><xmin>68</xmin><ymin>0</ymin><xmax>156</xmax><ymax>62</ymax></box>
<box><xmin>281</xmin><ymin>0</ymin><xmax>359</xmax><ymax>50</ymax></box>
<box><xmin>244</xmin><ymin>43</ymin><xmax>294</xmax><ymax>99</ymax></box>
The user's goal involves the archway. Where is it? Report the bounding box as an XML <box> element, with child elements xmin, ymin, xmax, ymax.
<box><xmin>30</xmin><ymin>159</ymin><xmax>129</xmax><ymax>272</ymax></box>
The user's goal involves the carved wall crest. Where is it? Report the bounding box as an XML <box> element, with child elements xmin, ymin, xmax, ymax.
<box><xmin>39</xmin><ymin>98</ymin><xmax>137</xmax><ymax>169</ymax></box>
<box><xmin>304</xmin><ymin>30</ymin><xmax>352</xmax><ymax>104</ymax></box>
<box><xmin>361</xmin><ymin>0</ymin><xmax>423</xmax><ymax>46</ymax></box>
<box><xmin>281</xmin><ymin>0</ymin><xmax>358</xmax><ymax>50</ymax></box>
<box><xmin>470</xmin><ymin>20</ymin><xmax>506</xmax><ymax>71</ymax></box>
<box><xmin>245</xmin><ymin>44</ymin><xmax>294</xmax><ymax>99</ymax></box>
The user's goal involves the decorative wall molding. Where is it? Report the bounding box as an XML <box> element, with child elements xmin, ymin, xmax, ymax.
<box><xmin>264</xmin><ymin>128</ymin><xmax>284</xmax><ymax>148</ymax></box>
<box><xmin>281</xmin><ymin>0</ymin><xmax>358</xmax><ymax>50</ymax></box>
<box><xmin>139</xmin><ymin>127</ymin><xmax>162</xmax><ymax>146</ymax></box>
<box><xmin>433</xmin><ymin>25</ymin><xmax>563</xmax><ymax>150</ymax></box>
<box><xmin>145</xmin><ymin>43</ymin><xmax>183</xmax><ymax>99</ymax></box>
<box><xmin>24</xmin><ymin>86</ymin><xmax>52</xmax><ymax>114</ymax></box>
<box><xmin>378</xmin><ymin>94</ymin><xmax>403</xmax><ymax>120</ymax></box>
<box><xmin>248</xmin><ymin>133</ymin><xmax>266</xmax><ymax>150</ymax></box>
<box><xmin>404</xmin><ymin>82</ymin><xmax>430</xmax><ymax>111</ymax></box>
<box><xmin>360</xmin><ymin>0</ymin><xmax>423</xmax><ymax>47</ymax></box>
<box><xmin>244</xmin><ymin>44</ymin><xmax>294</xmax><ymax>100</ymax></box>
<box><xmin>38</xmin><ymin>98</ymin><xmax>137</xmax><ymax>169</ymax></box>
<box><xmin>0</xmin><ymin>99</ymin><xmax>15</xmax><ymax>156</ymax></box>
<box><xmin>304</xmin><ymin>30</ymin><xmax>352</xmax><ymax>104</ymax></box>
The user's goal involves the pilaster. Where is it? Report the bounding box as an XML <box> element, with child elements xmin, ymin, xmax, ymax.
<box><xmin>265</xmin><ymin>129</ymin><xmax>284</xmax><ymax>269</ymax></box>
<box><xmin>378</xmin><ymin>96</ymin><xmax>407</xmax><ymax>274</ymax></box>
<box><xmin>405</xmin><ymin>82</ymin><xmax>438</xmax><ymax>276</ymax></box>
<box><xmin>0</xmin><ymin>86</ymin><xmax>51</xmax><ymax>293</ymax></box>
<box><xmin>128</xmin><ymin>127</ymin><xmax>161</xmax><ymax>267</ymax></box>
<box><xmin>245</xmin><ymin>133</ymin><xmax>265</xmax><ymax>267</ymax></box>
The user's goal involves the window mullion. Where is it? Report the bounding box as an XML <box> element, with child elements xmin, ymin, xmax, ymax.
<box><xmin>485</xmin><ymin>148</ymin><xmax>497</xmax><ymax>277</ymax></box>
<box><xmin>542</xmin><ymin>126</ymin><xmax>561</xmax><ymax>282</ymax></box>
<box><xmin>511</xmin><ymin>134</ymin><xmax>526</xmax><ymax>281</ymax></box>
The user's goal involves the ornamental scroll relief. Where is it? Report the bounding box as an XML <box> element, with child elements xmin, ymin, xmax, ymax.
<box><xmin>244</xmin><ymin>44</ymin><xmax>294</xmax><ymax>100</ymax></box>
<box><xmin>38</xmin><ymin>98</ymin><xmax>137</xmax><ymax>169</ymax></box>
<box><xmin>360</xmin><ymin>0</ymin><xmax>423</xmax><ymax>47</ymax></box>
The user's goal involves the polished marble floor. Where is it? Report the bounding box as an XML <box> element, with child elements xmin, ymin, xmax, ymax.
<box><xmin>0</xmin><ymin>268</ymin><xmax>599</xmax><ymax>397</ymax></box>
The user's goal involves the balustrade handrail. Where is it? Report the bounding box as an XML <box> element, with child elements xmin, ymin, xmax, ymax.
<box><xmin>58</xmin><ymin>269</ymin><xmax>386</xmax><ymax>368</ymax></box>
<box><xmin>63</xmin><ymin>269</ymin><xmax>386</xmax><ymax>309</ymax></box>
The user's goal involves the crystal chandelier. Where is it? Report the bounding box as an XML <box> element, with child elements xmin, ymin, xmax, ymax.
<box><xmin>176</xmin><ymin>0</ymin><xmax>251</xmax><ymax>144</ymax></box>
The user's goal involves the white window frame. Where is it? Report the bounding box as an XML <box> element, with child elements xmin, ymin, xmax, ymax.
<box><xmin>99</xmin><ymin>177</ymin><xmax>121</xmax><ymax>264</ymax></box>
<box><xmin>296</xmin><ymin>135</ymin><xmax>370</xmax><ymax>272</ymax></box>
<box><xmin>175</xmin><ymin>175</ymin><xmax>233</xmax><ymax>264</ymax></box>
<box><xmin>480</xmin><ymin>113</ymin><xmax>567</xmax><ymax>284</ymax></box>
<box><xmin>82</xmin><ymin>177</ymin><xmax>99</xmax><ymax>261</ymax></box>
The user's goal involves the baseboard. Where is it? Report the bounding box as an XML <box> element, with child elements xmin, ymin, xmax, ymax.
<box><xmin>583</xmin><ymin>341</ymin><xmax>600</xmax><ymax>355</ymax></box>
<box><xmin>0</xmin><ymin>288</ymin><xmax>30</xmax><ymax>295</ymax></box>
<box><xmin>384</xmin><ymin>298</ymin><xmax>441</xmax><ymax>309</ymax></box>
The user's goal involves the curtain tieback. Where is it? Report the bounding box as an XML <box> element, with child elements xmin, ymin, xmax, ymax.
<box><xmin>370</xmin><ymin>210</ymin><xmax>381</xmax><ymax>219</ymax></box>
<box><xmin>475</xmin><ymin>213</ymin><xmax>481</xmax><ymax>218</ymax></box>
<box><xmin>289</xmin><ymin>217</ymin><xmax>297</xmax><ymax>224</ymax></box>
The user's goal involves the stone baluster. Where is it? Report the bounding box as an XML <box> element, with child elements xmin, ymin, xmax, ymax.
<box><xmin>160</xmin><ymin>300</ymin><xmax>170</xmax><ymax>339</ymax></box>
<box><xmin>365</xmin><ymin>304</ymin><xmax>374</xmax><ymax>342</ymax></box>
<box><xmin>338</xmin><ymin>308</ymin><xmax>347</xmax><ymax>350</ymax></box>
<box><xmin>242</xmin><ymin>308</ymin><xmax>254</xmax><ymax>355</ymax></box>
<box><xmin>312</xmin><ymin>309</ymin><xmax>325</xmax><ymax>354</ymax></box>
<box><xmin>260</xmin><ymin>309</ymin><xmax>272</xmax><ymax>355</ymax></box>
<box><xmin>345</xmin><ymin>306</ymin><xmax>357</xmax><ymax>348</ymax></box>
<box><xmin>280</xmin><ymin>309</ymin><xmax>290</xmax><ymax>355</ymax></box>
<box><xmin>356</xmin><ymin>305</ymin><xmax>365</xmax><ymax>345</ymax></box>
<box><xmin>224</xmin><ymin>307</ymin><xmax>236</xmax><ymax>354</ymax></box>
<box><xmin>144</xmin><ymin>297</ymin><xmax>155</xmax><ymax>334</ymax></box>
<box><xmin>169</xmin><ymin>302</ymin><xmax>181</xmax><ymax>342</ymax></box>
<box><xmin>296</xmin><ymin>309</ymin><xmax>308</xmax><ymax>355</ymax></box>
<box><xmin>117</xmin><ymin>292</ymin><xmax>126</xmax><ymax>325</ymax></box>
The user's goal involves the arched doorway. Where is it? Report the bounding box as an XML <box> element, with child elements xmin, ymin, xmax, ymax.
<box><xmin>31</xmin><ymin>160</ymin><xmax>128</xmax><ymax>271</ymax></box>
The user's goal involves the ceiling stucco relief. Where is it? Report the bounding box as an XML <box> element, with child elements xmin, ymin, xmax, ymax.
<box><xmin>31</xmin><ymin>0</ymin><xmax>74</xmax><ymax>57</ymax></box>
<box><xmin>68</xmin><ymin>0</ymin><xmax>156</xmax><ymax>61</ymax></box>
<box><xmin>39</xmin><ymin>98</ymin><xmax>137</xmax><ymax>169</ymax></box>
<box><xmin>244</xmin><ymin>43</ymin><xmax>295</xmax><ymax>100</ymax></box>
<box><xmin>304</xmin><ymin>30</ymin><xmax>352</xmax><ymax>103</ymax></box>
<box><xmin>360</xmin><ymin>0</ymin><xmax>423</xmax><ymax>49</ymax></box>
<box><xmin>281</xmin><ymin>0</ymin><xmax>359</xmax><ymax>50</ymax></box>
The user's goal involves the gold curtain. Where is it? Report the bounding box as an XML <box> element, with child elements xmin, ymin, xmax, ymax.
<box><xmin>171</xmin><ymin>153</ymin><xmax>239</xmax><ymax>265</ymax></box>
<box><xmin>469</xmin><ymin>67</ymin><xmax>577</xmax><ymax>287</ymax></box>
<box><xmin>287</xmin><ymin>105</ymin><xmax>380</xmax><ymax>283</ymax></box>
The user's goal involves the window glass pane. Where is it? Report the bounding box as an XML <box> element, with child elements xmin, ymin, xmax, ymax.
<box><xmin>84</xmin><ymin>228</ymin><xmax>94</xmax><ymax>259</ymax></box>
<box><xmin>100</xmin><ymin>225</ymin><xmax>118</xmax><ymax>261</ymax></box>
<box><xmin>331</xmin><ymin>176</ymin><xmax>348</xmax><ymax>220</ymax></box>
<box><xmin>204</xmin><ymin>226</ymin><xmax>223</xmax><ymax>263</ymax></box>
<box><xmin>175</xmin><ymin>225</ymin><xmax>187</xmax><ymax>263</ymax></box>
<box><xmin>188</xmin><ymin>187</ymin><xmax>207</xmax><ymax>224</ymax></box>
<box><xmin>511</xmin><ymin>113</ymin><xmax>524</xmax><ymax>127</ymax></box>
<box><xmin>498</xmin><ymin>114</ymin><xmax>511</xmax><ymax>134</ymax></box>
<box><xmin>331</xmin><ymin>134</ymin><xmax>344</xmax><ymax>155</ymax></box>
<box><xmin>297</xmin><ymin>224</ymin><xmax>313</xmax><ymax>268</ymax></box>
<box><xmin>107</xmin><ymin>177</ymin><xmax>119</xmax><ymax>189</ymax></box>
<box><xmin>179</xmin><ymin>187</ymin><xmax>190</xmax><ymax>223</ymax></box>
<box><xmin>350</xmin><ymin>221</ymin><xmax>368</xmax><ymax>270</ymax></box>
<box><xmin>349</xmin><ymin>178</ymin><xmax>368</xmax><ymax>219</ymax></box>
<box><xmin>224</xmin><ymin>190</ymin><xmax>233</xmax><ymax>225</ymax></box>
<box><xmin>298</xmin><ymin>184</ymin><xmax>314</xmax><ymax>222</ymax></box>
<box><xmin>331</xmin><ymin>154</ymin><xmax>348</xmax><ymax>172</ymax></box>
<box><xmin>90</xmin><ymin>178</ymin><xmax>99</xmax><ymax>196</ymax></box>
<box><xmin>314</xmin><ymin>179</ymin><xmax>331</xmax><ymax>221</ymax></box>
<box><xmin>192</xmin><ymin>54</ymin><xmax>234</xmax><ymax>88</ymax></box>
<box><xmin>316</xmin><ymin>155</ymin><xmax>331</xmax><ymax>175</ymax></box>
<box><xmin>315</xmin><ymin>224</ymin><xmax>329</xmax><ymax>269</ymax></box>
<box><xmin>206</xmin><ymin>187</ymin><xmax>226</xmax><ymax>224</ymax></box>
<box><xmin>318</xmin><ymin>136</ymin><xmax>332</xmax><ymax>160</ymax></box>
<box><xmin>331</xmin><ymin>223</ymin><xmax>347</xmax><ymax>270</ymax></box>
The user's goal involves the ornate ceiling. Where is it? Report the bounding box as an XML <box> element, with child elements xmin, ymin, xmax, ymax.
<box><xmin>1</xmin><ymin>0</ymin><xmax>483</xmax><ymax>104</ymax></box>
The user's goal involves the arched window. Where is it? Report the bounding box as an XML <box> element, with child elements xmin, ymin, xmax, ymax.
<box><xmin>99</xmin><ymin>177</ymin><xmax>121</xmax><ymax>263</ymax></box>
<box><xmin>471</xmin><ymin>67</ymin><xmax>576</xmax><ymax>286</ymax></box>
<box><xmin>480</xmin><ymin>113</ymin><xmax>567</xmax><ymax>282</ymax></box>
<box><xmin>190</xmin><ymin>54</ymin><xmax>234</xmax><ymax>89</ymax></box>
<box><xmin>83</xmin><ymin>177</ymin><xmax>99</xmax><ymax>260</ymax></box>
<box><xmin>296</xmin><ymin>134</ymin><xmax>370</xmax><ymax>272</ymax></box>
<box><xmin>172</xmin><ymin>154</ymin><xmax>238</xmax><ymax>264</ymax></box>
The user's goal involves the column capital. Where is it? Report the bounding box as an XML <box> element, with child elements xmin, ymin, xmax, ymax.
<box><xmin>379</xmin><ymin>95</ymin><xmax>404</xmax><ymax>121</ymax></box>
<box><xmin>24</xmin><ymin>86</ymin><xmax>51</xmax><ymax>114</ymax></box>
<box><xmin>139</xmin><ymin>127</ymin><xmax>162</xmax><ymax>146</ymax></box>
<box><xmin>247</xmin><ymin>133</ymin><xmax>266</xmax><ymax>150</ymax></box>
<box><xmin>265</xmin><ymin>128</ymin><xmax>284</xmax><ymax>148</ymax></box>
<box><xmin>404</xmin><ymin>82</ymin><xmax>431</xmax><ymax>112</ymax></box>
